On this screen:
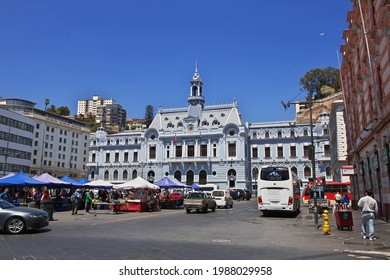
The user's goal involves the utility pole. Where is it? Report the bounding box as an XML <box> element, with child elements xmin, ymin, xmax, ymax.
<box><xmin>282</xmin><ymin>93</ymin><xmax>319</xmax><ymax>227</ymax></box>
<box><xmin>309</xmin><ymin>92</ymin><xmax>318</xmax><ymax>227</ymax></box>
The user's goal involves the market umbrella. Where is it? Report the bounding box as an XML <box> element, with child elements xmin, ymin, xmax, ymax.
<box><xmin>34</xmin><ymin>173</ymin><xmax>72</xmax><ymax>187</ymax></box>
<box><xmin>83</xmin><ymin>179</ymin><xmax>114</xmax><ymax>189</ymax></box>
<box><xmin>0</xmin><ymin>172</ymin><xmax>15</xmax><ymax>179</ymax></box>
<box><xmin>0</xmin><ymin>171</ymin><xmax>47</xmax><ymax>186</ymax></box>
<box><xmin>170</xmin><ymin>178</ymin><xmax>188</xmax><ymax>187</ymax></box>
<box><xmin>114</xmin><ymin>176</ymin><xmax>159</xmax><ymax>190</ymax></box>
<box><xmin>190</xmin><ymin>183</ymin><xmax>201</xmax><ymax>190</ymax></box>
<box><xmin>60</xmin><ymin>176</ymin><xmax>84</xmax><ymax>187</ymax></box>
<box><xmin>78</xmin><ymin>178</ymin><xmax>90</xmax><ymax>185</ymax></box>
<box><xmin>154</xmin><ymin>177</ymin><xmax>184</xmax><ymax>189</ymax></box>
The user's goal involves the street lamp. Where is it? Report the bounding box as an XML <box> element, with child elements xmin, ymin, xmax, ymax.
<box><xmin>282</xmin><ymin>93</ymin><xmax>319</xmax><ymax>227</ymax></box>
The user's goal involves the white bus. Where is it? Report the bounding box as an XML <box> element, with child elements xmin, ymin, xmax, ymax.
<box><xmin>257</xmin><ymin>166</ymin><xmax>301</xmax><ymax>215</ymax></box>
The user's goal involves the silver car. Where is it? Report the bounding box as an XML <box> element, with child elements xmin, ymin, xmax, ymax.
<box><xmin>0</xmin><ymin>199</ymin><xmax>49</xmax><ymax>234</ymax></box>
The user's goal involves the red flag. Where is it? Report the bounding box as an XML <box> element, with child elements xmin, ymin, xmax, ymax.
<box><xmin>174</xmin><ymin>134</ymin><xmax>177</xmax><ymax>145</ymax></box>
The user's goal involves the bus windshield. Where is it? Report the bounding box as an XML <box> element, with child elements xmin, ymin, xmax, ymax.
<box><xmin>260</xmin><ymin>167</ymin><xmax>289</xmax><ymax>181</ymax></box>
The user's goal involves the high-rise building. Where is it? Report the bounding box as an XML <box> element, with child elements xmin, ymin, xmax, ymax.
<box><xmin>0</xmin><ymin>107</ymin><xmax>35</xmax><ymax>176</ymax></box>
<box><xmin>0</xmin><ymin>98</ymin><xmax>90</xmax><ymax>179</ymax></box>
<box><xmin>78</xmin><ymin>95</ymin><xmax>126</xmax><ymax>132</ymax></box>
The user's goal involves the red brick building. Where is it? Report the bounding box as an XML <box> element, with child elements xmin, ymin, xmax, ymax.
<box><xmin>341</xmin><ymin>0</ymin><xmax>390</xmax><ymax>221</ymax></box>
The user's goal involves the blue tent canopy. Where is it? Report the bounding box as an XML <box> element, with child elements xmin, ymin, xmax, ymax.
<box><xmin>154</xmin><ymin>177</ymin><xmax>185</xmax><ymax>189</ymax></box>
<box><xmin>60</xmin><ymin>176</ymin><xmax>83</xmax><ymax>187</ymax></box>
<box><xmin>78</xmin><ymin>178</ymin><xmax>90</xmax><ymax>185</ymax></box>
<box><xmin>0</xmin><ymin>171</ymin><xmax>47</xmax><ymax>186</ymax></box>
<box><xmin>191</xmin><ymin>183</ymin><xmax>201</xmax><ymax>190</ymax></box>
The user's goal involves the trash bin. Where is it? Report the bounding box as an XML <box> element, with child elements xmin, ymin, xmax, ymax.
<box><xmin>335</xmin><ymin>210</ymin><xmax>353</xmax><ymax>230</ymax></box>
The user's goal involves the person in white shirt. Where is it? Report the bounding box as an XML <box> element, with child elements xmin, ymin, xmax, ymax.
<box><xmin>357</xmin><ymin>189</ymin><xmax>378</xmax><ymax>241</ymax></box>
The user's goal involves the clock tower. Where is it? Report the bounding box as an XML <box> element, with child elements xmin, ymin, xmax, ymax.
<box><xmin>184</xmin><ymin>61</ymin><xmax>205</xmax><ymax>128</ymax></box>
<box><xmin>188</xmin><ymin>61</ymin><xmax>205</xmax><ymax>107</ymax></box>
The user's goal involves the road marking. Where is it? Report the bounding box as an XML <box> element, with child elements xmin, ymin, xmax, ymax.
<box><xmin>91</xmin><ymin>210</ymin><xmax>180</xmax><ymax>225</ymax></box>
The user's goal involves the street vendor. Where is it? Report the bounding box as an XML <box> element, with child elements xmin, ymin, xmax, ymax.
<box><xmin>146</xmin><ymin>191</ymin><xmax>156</xmax><ymax>212</ymax></box>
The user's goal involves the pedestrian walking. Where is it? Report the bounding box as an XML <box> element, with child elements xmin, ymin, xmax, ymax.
<box><xmin>40</xmin><ymin>188</ymin><xmax>54</xmax><ymax>221</ymax></box>
<box><xmin>357</xmin><ymin>189</ymin><xmax>378</xmax><ymax>241</ymax></box>
<box><xmin>71</xmin><ymin>189</ymin><xmax>81</xmax><ymax>215</ymax></box>
<box><xmin>0</xmin><ymin>187</ymin><xmax>12</xmax><ymax>202</ymax></box>
<box><xmin>33</xmin><ymin>188</ymin><xmax>42</xmax><ymax>209</ymax></box>
<box><xmin>85</xmin><ymin>190</ymin><xmax>93</xmax><ymax>214</ymax></box>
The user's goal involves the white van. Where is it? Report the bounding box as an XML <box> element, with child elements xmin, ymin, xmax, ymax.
<box><xmin>211</xmin><ymin>190</ymin><xmax>233</xmax><ymax>209</ymax></box>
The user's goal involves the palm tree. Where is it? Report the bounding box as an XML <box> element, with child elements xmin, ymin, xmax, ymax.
<box><xmin>44</xmin><ymin>98</ymin><xmax>50</xmax><ymax>110</ymax></box>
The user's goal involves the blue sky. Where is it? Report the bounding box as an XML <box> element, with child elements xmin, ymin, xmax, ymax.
<box><xmin>0</xmin><ymin>0</ymin><xmax>352</xmax><ymax>123</ymax></box>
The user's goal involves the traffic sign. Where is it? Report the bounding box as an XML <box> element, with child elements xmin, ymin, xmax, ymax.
<box><xmin>316</xmin><ymin>177</ymin><xmax>323</xmax><ymax>186</ymax></box>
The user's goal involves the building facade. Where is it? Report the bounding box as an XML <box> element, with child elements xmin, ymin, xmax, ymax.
<box><xmin>0</xmin><ymin>98</ymin><xmax>90</xmax><ymax>179</ymax></box>
<box><xmin>329</xmin><ymin>100</ymin><xmax>349</xmax><ymax>182</ymax></box>
<box><xmin>0</xmin><ymin>107</ymin><xmax>35</xmax><ymax>176</ymax></box>
<box><xmin>340</xmin><ymin>0</ymin><xmax>390</xmax><ymax>221</ymax></box>
<box><xmin>87</xmin><ymin>66</ymin><xmax>340</xmax><ymax>193</ymax></box>
<box><xmin>78</xmin><ymin>95</ymin><xmax>127</xmax><ymax>132</ymax></box>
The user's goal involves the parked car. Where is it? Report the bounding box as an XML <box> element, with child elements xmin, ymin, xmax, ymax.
<box><xmin>229</xmin><ymin>188</ymin><xmax>243</xmax><ymax>200</ymax></box>
<box><xmin>229</xmin><ymin>188</ymin><xmax>251</xmax><ymax>200</ymax></box>
<box><xmin>243</xmin><ymin>189</ymin><xmax>252</xmax><ymax>200</ymax></box>
<box><xmin>160</xmin><ymin>192</ymin><xmax>184</xmax><ymax>209</ymax></box>
<box><xmin>0</xmin><ymin>199</ymin><xmax>49</xmax><ymax>234</ymax></box>
<box><xmin>211</xmin><ymin>190</ymin><xmax>233</xmax><ymax>208</ymax></box>
<box><xmin>183</xmin><ymin>191</ymin><xmax>217</xmax><ymax>213</ymax></box>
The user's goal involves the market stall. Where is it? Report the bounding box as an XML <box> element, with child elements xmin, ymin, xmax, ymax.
<box><xmin>113</xmin><ymin>177</ymin><xmax>160</xmax><ymax>212</ymax></box>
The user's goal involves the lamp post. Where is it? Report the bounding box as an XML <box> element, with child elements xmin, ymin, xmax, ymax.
<box><xmin>282</xmin><ymin>92</ymin><xmax>319</xmax><ymax>227</ymax></box>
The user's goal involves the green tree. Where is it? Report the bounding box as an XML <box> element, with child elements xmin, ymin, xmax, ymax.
<box><xmin>299</xmin><ymin>67</ymin><xmax>340</xmax><ymax>100</ymax></box>
<box><xmin>47</xmin><ymin>105</ymin><xmax>57</xmax><ymax>114</ymax></box>
<box><xmin>144</xmin><ymin>105</ymin><xmax>154</xmax><ymax>128</ymax></box>
<box><xmin>56</xmin><ymin>106</ymin><xmax>70</xmax><ymax>116</ymax></box>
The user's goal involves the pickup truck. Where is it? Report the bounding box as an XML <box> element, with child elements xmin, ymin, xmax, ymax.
<box><xmin>183</xmin><ymin>191</ymin><xmax>217</xmax><ymax>213</ymax></box>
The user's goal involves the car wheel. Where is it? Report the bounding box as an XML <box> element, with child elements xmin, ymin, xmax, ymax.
<box><xmin>211</xmin><ymin>206</ymin><xmax>216</xmax><ymax>212</ymax></box>
<box><xmin>230</xmin><ymin>203</ymin><xmax>233</xmax><ymax>208</ymax></box>
<box><xmin>6</xmin><ymin>217</ymin><xmax>26</xmax><ymax>234</ymax></box>
<box><xmin>203</xmin><ymin>206</ymin><xmax>208</xmax><ymax>213</ymax></box>
<box><xmin>186</xmin><ymin>208</ymin><xmax>191</xmax><ymax>214</ymax></box>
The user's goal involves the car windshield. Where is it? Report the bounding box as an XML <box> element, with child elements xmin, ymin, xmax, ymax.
<box><xmin>212</xmin><ymin>191</ymin><xmax>224</xmax><ymax>196</ymax></box>
<box><xmin>0</xmin><ymin>199</ymin><xmax>15</xmax><ymax>209</ymax></box>
<box><xmin>188</xmin><ymin>193</ymin><xmax>204</xmax><ymax>199</ymax></box>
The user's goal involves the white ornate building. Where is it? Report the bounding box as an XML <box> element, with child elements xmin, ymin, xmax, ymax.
<box><xmin>87</xmin><ymin>65</ymin><xmax>337</xmax><ymax>192</ymax></box>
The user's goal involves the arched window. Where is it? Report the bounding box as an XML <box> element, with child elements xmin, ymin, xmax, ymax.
<box><xmin>199</xmin><ymin>170</ymin><xmax>207</xmax><ymax>185</ymax></box>
<box><xmin>123</xmin><ymin>170</ymin><xmax>128</xmax><ymax>181</ymax></box>
<box><xmin>303</xmin><ymin>130</ymin><xmax>309</xmax><ymax>136</ymax></box>
<box><xmin>147</xmin><ymin>171</ymin><xmax>155</xmax><ymax>183</ymax></box>
<box><xmin>113</xmin><ymin>170</ymin><xmax>118</xmax><ymax>181</ymax></box>
<box><xmin>291</xmin><ymin>167</ymin><xmax>298</xmax><ymax>176</ymax></box>
<box><xmin>186</xmin><ymin>170</ymin><xmax>194</xmax><ymax>185</ymax></box>
<box><xmin>116</xmin><ymin>139</ymin><xmax>119</xmax><ymax>145</ymax></box>
<box><xmin>252</xmin><ymin>132</ymin><xmax>257</xmax><ymax>139</ymax></box>
<box><xmin>104</xmin><ymin>170</ymin><xmax>109</xmax><ymax>181</ymax></box>
<box><xmin>265</xmin><ymin>131</ymin><xmax>270</xmax><ymax>138</ymax></box>
<box><xmin>277</xmin><ymin>131</ymin><xmax>282</xmax><ymax>138</ymax></box>
<box><xmin>304</xmin><ymin>166</ymin><xmax>311</xmax><ymax>178</ymax></box>
<box><xmin>132</xmin><ymin>170</ymin><xmax>137</xmax><ymax>179</ymax></box>
<box><xmin>227</xmin><ymin>169</ymin><xmax>236</xmax><ymax>188</ymax></box>
<box><xmin>290</xmin><ymin>130</ymin><xmax>295</xmax><ymax>138</ymax></box>
<box><xmin>192</xmin><ymin>86</ymin><xmax>198</xmax><ymax>96</ymax></box>
<box><xmin>174</xmin><ymin>170</ymin><xmax>182</xmax><ymax>182</ymax></box>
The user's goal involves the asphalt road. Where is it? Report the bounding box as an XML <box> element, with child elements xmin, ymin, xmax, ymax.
<box><xmin>0</xmin><ymin>199</ymin><xmax>389</xmax><ymax>260</ymax></box>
